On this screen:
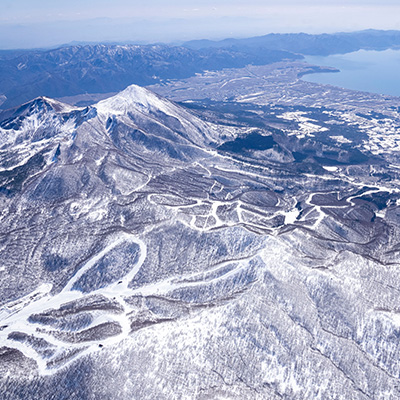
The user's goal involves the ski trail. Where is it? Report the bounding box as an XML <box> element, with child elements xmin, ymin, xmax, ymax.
<box><xmin>0</xmin><ymin>228</ymin><xmax>252</xmax><ymax>376</ymax></box>
<box><xmin>0</xmin><ymin>232</ymin><xmax>147</xmax><ymax>375</ymax></box>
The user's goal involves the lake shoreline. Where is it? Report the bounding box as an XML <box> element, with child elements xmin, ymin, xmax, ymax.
<box><xmin>300</xmin><ymin>49</ymin><xmax>400</xmax><ymax>97</ymax></box>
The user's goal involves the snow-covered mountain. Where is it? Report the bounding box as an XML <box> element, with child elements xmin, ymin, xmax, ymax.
<box><xmin>0</xmin><ymin>43</ymin><xmax>299</xmax><ymax>110</ymax></box>
<box><xmin>0</xmin><ymin>85</ymin><xmax>234</xmax><ymax>198</ymax></box>
<box><xmin>1</xmin><ymin>84</ymin><xmax>400</xmax><ymax>399</ymax></box>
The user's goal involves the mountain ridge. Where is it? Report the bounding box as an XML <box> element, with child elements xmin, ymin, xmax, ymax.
<box><xmin>2</xmin><ymin>81</ymin><xmax>400</xmax><ymax>399</ymax></box>
<box><xmin>0</xmin><ymin>43</ymin><xmax>299</xmax><ymax>110</ymax></box>
<box><xmin>183</xmin><ymin>29</ymin><xmax>400</xmax><ymax>55</ymax></box>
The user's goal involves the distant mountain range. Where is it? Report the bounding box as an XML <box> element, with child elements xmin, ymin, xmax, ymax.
<box><xmin>0</xmin><ymin>44</ymin><xmax>298</xmax><ymax>110</ymax></box>
<box><xmin>1</xmin><ymin>30</ymin><xmax>400</xmax><ymax>110</ymax></box>
<box><xmin>184</xmin><ymin>29</ymin><xmax>400</xmax><ymax>55</ymax></box>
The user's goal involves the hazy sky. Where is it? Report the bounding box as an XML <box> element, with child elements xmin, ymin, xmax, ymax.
<box><xmin>1</xmin><ymin>0</ymin><xmax>400</xmax><ymax>49</ymax></box>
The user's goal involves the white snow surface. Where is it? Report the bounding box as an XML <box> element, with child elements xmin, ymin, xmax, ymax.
<box><xmin>96</xmin><ymin>84</ymin><xmax>225</xmax><ymax>146</ymax></box>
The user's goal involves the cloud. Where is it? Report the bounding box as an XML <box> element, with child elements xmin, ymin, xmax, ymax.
<box><xmin>1</xmin><ymin>1</ymin><xmax>399</xmax><ymax>22</ymax></box>
<box><xmin>0</xmin><ymin>1</ymin><xmax>400</xmax><ymax>48</ymax></box>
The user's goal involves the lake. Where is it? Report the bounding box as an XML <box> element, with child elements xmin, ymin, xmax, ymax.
<box><xmin>302</xmin><ymin>49</ymin><xmax>400</xmax><ymax>97</ymax></box>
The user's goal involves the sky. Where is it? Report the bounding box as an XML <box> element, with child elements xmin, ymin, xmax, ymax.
<box><xmin>1</xmin><ymin>0</ymin><xmax>400</xmax><ymax>49</ymax></box>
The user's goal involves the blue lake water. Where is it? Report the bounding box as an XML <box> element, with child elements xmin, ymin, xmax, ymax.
<box><xmin>302</xmin><ymin>49</ymin><xmax>400</xmax><ymax>97</ymax></box>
